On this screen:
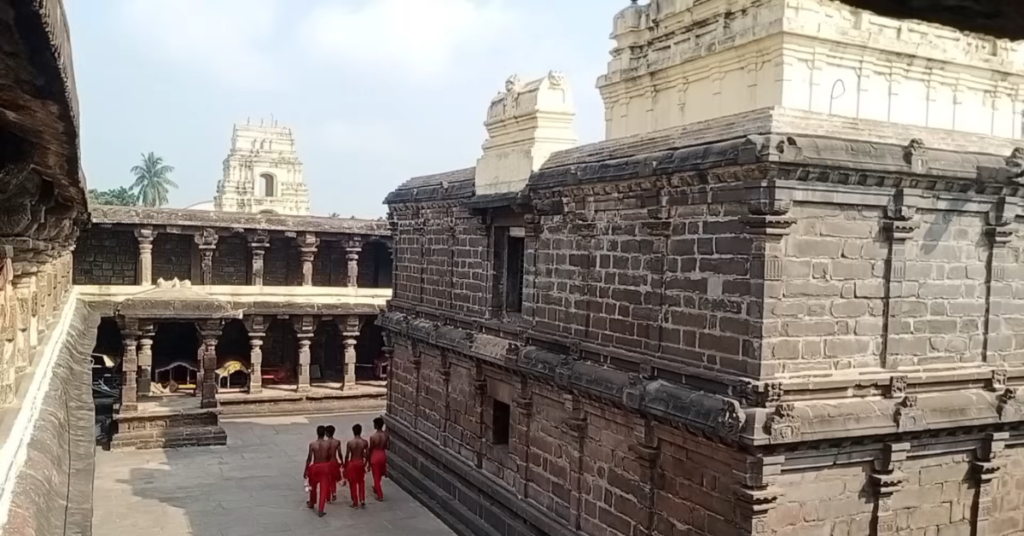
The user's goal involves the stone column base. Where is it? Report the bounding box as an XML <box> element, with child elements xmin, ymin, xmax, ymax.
<box><xmin>111</xmin><ymin>407</ymin><xmax>227</xmax><ymax>450</ymax></box>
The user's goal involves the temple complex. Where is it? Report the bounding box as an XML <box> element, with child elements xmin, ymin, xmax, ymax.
<box><xmin>76</xmin><ymin>206</ymin><xmax>393</xmax><ymax>447</ymax></box>
<box><xmin>381</xmin><ymin>2</ymin><xmax>1024</xmax><ymax>536</ymax></box>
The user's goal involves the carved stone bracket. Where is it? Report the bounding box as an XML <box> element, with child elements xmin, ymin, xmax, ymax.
<box><xmin>894</xmin><ymin>395</ymin><xmax>923</xmax><ymax>431</ymax></box>
<box><xmin>903</xmin><ymin>138</ymin><xmax>928</xmax><ymax>172</ymax></box>
<box><xmin>765</xmin><ymin>403</ymin><xmax>801</xmax><ymax>443</ymax></box>
<box><xmin>986</xmin><ymin>196</ymin><xmax>1020</xmax><ymax>247</ymax></box>
<box><xmin>888</xmin><ymin>375</ymin><xmax>908</xmax><ymax>398</ymax></box>
<box><xmin>884</xmin><ymin>189</ymin><xmax>920</xmax><ymax>241</ymax></box>
<box><xmin>997</xmin><ymin>388</ymin><xmax>1022</xmax><ymax>421</ymax></box>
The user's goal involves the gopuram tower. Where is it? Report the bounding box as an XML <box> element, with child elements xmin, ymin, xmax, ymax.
<box><xmin>213</xmin><ymin>119</ymin><xmax>311</xmax><ymax>215</ymax></box>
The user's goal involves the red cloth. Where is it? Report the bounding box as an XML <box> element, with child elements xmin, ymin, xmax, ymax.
<box><xmin>306</xmin><ymin>462</ymin><xmax>331</xmax><ymax>512</ymax></box>
<box><xmin>327</xmin><ymin>460</ymin><xmax>342</xmax><ymax>499</ymax></box>
<box><xmin>370</xmin><ymin>450</ymin><xmax>387</xmax><ymax>500</ymax></box>
<box><xmin>346</xmin><ymin>458</ymin><xmax>367</xmax><ymax>506</ymax></box>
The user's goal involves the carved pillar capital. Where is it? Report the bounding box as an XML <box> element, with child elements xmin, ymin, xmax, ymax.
<box><xmin>195</xmin><ymin>229</ymin><xmax>218</xmax><ymax>286</ymax></box>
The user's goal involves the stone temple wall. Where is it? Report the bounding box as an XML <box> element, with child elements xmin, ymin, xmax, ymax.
<box><xmin>382</xmin><ymin>118</ymin><xmax>1024</xmax><ymax>536</ymax></box>
<box><xmin>2</xmin><ymin>299</ymin><xmax>100</xmax><ymax>536</ymax></box>
<box><xmin>72</xmin><ymin>229</ymin><xmax>138</xmax><ymax>285</ymax></box>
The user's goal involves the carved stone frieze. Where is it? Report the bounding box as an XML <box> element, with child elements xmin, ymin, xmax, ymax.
<box><xmin>894</xmin><ymin>395</ymin><xmax>923</xmax><ymax>431</ymax></box>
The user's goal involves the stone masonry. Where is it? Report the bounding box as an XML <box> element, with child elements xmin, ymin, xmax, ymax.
<box><xmin>382</xmin><ymin>103</ymin><xmax>1024</xmax><ymax>536</ymax></box>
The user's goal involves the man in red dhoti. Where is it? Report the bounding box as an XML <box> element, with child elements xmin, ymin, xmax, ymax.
<box><xmin>303</xmin><ymin>425</ymin><xmax>333</xmax><ymax>517</ymax></box>
<box><xmin>345</xmin><ymin>423</ymin><xmax>370</xmax><ymax>508</ymax></box>
<box><xmin>325</xmin><ymin>425</ymin><xmax>343</xmax><ymax>502</ymax></box>
<box><xmin>369</xmin><ymin>416</ymin><xmax>390</xmax><ymax>501</ymax></box>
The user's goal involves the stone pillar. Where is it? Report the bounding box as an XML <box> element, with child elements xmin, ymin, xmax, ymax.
<box><xmin>248</xmin><ymin>230</ymin><xmax>270</xmax><ymax>287</ymax></box>
<box><xmin>0</xmin><ymin>250</ymin><xmax>14</xmax><ymax>407</ymax></box>
<box><xmin>295</xmin><ymin>315</ymin><xmax>314</xmax><ymax>393</ymax></box>
<box><xmin>341</xmin><ymin>315</ymin><xmax>360</xmax><ymax>389</ymax></box>
<box><xmin>345</xmin><ymin>239</ymin><xmax>361</xmax><ymax>287</ymax></box>
<box><xmin>247</xmin><ymin>315</ymin><xmax>266</xmax><ymax>394</ymax></box>
<box><xmin>882</xmin><ymin>189</ymin><xmax>920</xmax><ymax>369</ymax></box>
<box><xmin>869</xmin><ymin>442</ymin><xmax>909</xmax><ymax>536</ymax></box>
<box><xmin>13</xmin><ymin>275</ymin><xmax>33</xmax><ymax>374</ymax></box>
<box><xmin>121</xmin><ymin>327</ymin><xmax>139</xmax><ymax>414</ymax></box>
<box><xmin>972</xmin><ymin>432</ymin><xmax>1008</xmax><ymax>536</ymax></box>
<box><xmin>194</xmin><ymin>228</ymin><xmax>218</xmax><ymax>286</ymax></box>
<box><xmin>135</xmin><ymin>226</ymin><xmax>156</xmax><ymax>286</ymax></box>
<box><xmin>296</xmin><ymin>232</ymin><xmax>318</xmax><ymax>287</ymax></box>
<box><xmin>199</xmin><ymin>321</ymin><xmax>220</xmax><ymax>409</ymax></box>
<box><xmin>984</xmin><ymin>197</ymin><xmax>1019</xmax><ymax>364</ymax></box>
<box><xmin>561</xmin><ymin>393</ymin><xmax>588</xmax><ymax>531</ymax></box>
<box><xmin>137</xmin><ymin>321</ymin><xmax>155</xmax><ymax>397</ymax></box>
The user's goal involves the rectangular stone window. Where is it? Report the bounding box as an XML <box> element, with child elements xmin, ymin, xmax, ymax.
<box><xmin>493</xmin><ymin>226</ymin><xmax>526</xmax><ymax>315</ymax></box>
<box><xmin>491</xmin><ymin>399</ymin><xmax>511</xmax><ymax>445</ymax></box>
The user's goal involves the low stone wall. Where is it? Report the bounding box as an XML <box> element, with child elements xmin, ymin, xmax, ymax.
<box><xmin>1</xmin><ymin>298</ymin><xmax>100</xmax><ymax>536</ymax></box>
<box><xmin>218</xmin><ymin>392</ymin><xmax>385</xmax><ymax>418</ymax></box>
<box><xmin>111</xmin><ymin>409</ymin><xmax>226</xmax><ymax>450</ymax></box>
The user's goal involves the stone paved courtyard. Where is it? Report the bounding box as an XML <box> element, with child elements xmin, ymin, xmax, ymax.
<box><xmin>92</xmin><ymin>413</ymin><xmax>455</xmax><ymax>536</ymax></box>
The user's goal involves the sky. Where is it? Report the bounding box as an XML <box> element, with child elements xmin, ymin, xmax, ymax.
<box><xmin>64</xmin><ymin>0</ymin><xmax>625</xmax><ymax>218</ymax></box>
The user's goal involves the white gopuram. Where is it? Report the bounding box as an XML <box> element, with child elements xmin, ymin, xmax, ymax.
<box><xmin>213</xmin><ymin>119</ymin><xmax>311</xmax><ymax>215</ymax></box>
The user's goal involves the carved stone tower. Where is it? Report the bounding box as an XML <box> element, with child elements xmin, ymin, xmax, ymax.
<box><xmin>213</xmin><ymin>119</ymin><xmax>311</xmax><ymax>215</ymax></box>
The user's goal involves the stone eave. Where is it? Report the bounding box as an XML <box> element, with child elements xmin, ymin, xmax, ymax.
<box><xmin>527</xmin><ymin>134</ymin><xmax>1021</xmax><ymax>195</ymax></box>
<box><xmin>381</xmin><ymin>309</ymin><xmax>1024</xmax><ymax>449</ymax></box>
<box><xmin>380</xmin><ymin>310</ymin><xmax>747</xmax><ymax>443</ymax></box>
<box><xmin>1</xmin><ymin>0</ymin><xmax>86</xmax><ymax>207</ymax></box>
<box><xmin>89</xmin><ymin>206</ymin><xmax>390</xmax><ymax>237</ymax></box>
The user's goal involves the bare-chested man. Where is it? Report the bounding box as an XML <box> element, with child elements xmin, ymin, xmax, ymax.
<box><xmin>344</xmin><ymin>423</ymin><xmax>370</xmax><ymax>508</ymax></box>
<box><xmin>369</xmin><ymin>416</ymin><xmax>390</xmax><ymax>501</ymax></box>
<box><xmin>324</xmin><ymin>425</ymin><xmax>343</xmax><ymax>502</ymax></box>
<box><xmin>303</xmin><ymin>425</ymin><xmax>333</xmax><ymax>517</ymax></box>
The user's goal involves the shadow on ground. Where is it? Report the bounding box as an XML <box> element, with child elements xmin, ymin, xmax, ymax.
<box><xmin>91</xmin><ymin>413</ymin><xmax>455</xmax><ymax>536</ymax></box>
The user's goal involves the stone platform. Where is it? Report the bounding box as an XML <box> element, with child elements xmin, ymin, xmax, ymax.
<box><xmin>111</xmin><ymin>397</ymin><xmax>226</xmax><ymax>450</ymax></box>
<box><xmin>218</xmin><ymin>382</ymin><xmax>387</xmax><ymax>417</ymax></box>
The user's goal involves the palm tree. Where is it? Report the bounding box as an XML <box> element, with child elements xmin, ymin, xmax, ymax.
<box><xmin>130</xmin><ymin>152</ymin><xmax>178</xmax><ymax>207</ymax></box>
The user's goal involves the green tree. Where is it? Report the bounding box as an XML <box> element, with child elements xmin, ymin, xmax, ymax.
<box><xmin>130</xmin><ymin>152</ymin><xmax>178</xmax><ymax>207</ymax></box>
<box><xmin>87</xmin><ymin>186</ymin><xmax>137</xmax><ymax>206</ymax></box>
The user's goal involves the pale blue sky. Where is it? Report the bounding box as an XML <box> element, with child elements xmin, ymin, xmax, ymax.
<box><xmin>65</xmin><ymin>0</ymin><xmax>624</xmax><ymax>217</ymax></box>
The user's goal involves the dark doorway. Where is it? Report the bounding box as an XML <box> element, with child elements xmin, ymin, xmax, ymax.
<box><xmin>263</xmin><ymin>318</ymin><xmax>298</xmax><ymax>384</ymax></box>
<box><xmin>356</xmin><ymin>316</ymin><xmax>384</xmax><ymax>381</ymax></box>
<box><xmin>357</xmin><ymin>240</ymin><xmax>393</xmax><ymax>289</ymax></box>
<box><xmin>152</xmin><ymin>322</ymin><xmax>200</xmax><ymax>390</ymax></box>
<box><xmin>215</xmin><ymin>319</ymin><xmax>250</xmax><ymax>389</ymax></box>
<box><xmin>91</xmin><ymin>317</ymin><xmax>123</xmax><ymax>361</ymax></box>
<box><xmin>311</xmin><ymin>319</ymin><xmax>343</xmax><ymax>383</ymax></box>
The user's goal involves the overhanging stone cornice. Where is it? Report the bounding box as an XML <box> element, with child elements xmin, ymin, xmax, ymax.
<box><xmin>382</xmin><ymin>308</ymin><xmax>1024</xmax><ymax>449</ymax></box>
<box><xmin>89</xmin><ymin>206</ymin><xmax>390</xmax><ymax>236</ymax></box>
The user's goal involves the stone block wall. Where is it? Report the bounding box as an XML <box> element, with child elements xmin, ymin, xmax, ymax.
<box><xmin>387</xmin><ymin>341</ymin><xmax>742</xmax><ymax>536</ymax></box>
<box><xmin>2</xmin><ymin>300</ymin><xmax>98</xmax><ymax>536</ymax></box>
<box><xmin>313</xmin><ymin>241</ymin><xmax>346</xmax><ymax>287</ymax></box>
<box><xmin>212</xmin><ymin>235</ymin><xmax>248</xmax><ymax>285</ymax></box>
<box><xmin>264</xmin><ymin>238</ymin><xmax>301</xmax><ymax>286</ymax></box>
<box><xmin>72</xmin><ymin>228</ymin><xmax>138</xmax><ymax>285</ymax></box>
<box><xmin>152</xmin><ymin>233</ymin><xmax>192</xmax><ymax>282</ymax></box>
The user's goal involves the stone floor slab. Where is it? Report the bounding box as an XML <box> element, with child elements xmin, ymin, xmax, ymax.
<box><xmin>92</xmin><ymin>412</ymin><xmax>455</xmax><ymax>536</ymax></box>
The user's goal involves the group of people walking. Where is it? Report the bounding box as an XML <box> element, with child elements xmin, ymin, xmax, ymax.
<box><xmin>303</xmin><ymin>416</ymin><xmax>389</xmax><ymax>516</ymax></box>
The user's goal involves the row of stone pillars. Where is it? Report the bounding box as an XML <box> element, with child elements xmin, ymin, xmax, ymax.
<box><xmin>0</xmin><ymin>251</ymin><xmax>74</xmax><ymax>407</ymax></box>
<box><xmin>134</xmin><ymin>227</ymin><xmax>363</xmax><ymax>287</ymax></box>
<box><xmin>118</xmin><ymin>315</ymin><xmax>363</xmax><ymax>413</ymax></box>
